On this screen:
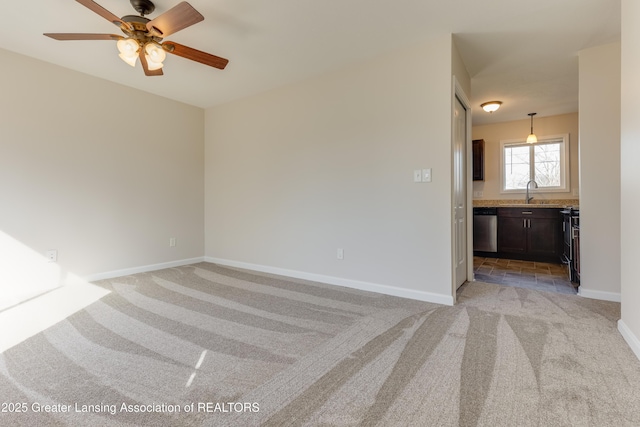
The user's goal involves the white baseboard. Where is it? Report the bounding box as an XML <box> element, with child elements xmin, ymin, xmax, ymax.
<box><xmin>204</xmin><ymin>257</ymin><xmax>454</xmax><ymax>306</ymax></box>
<box><xmin>618</xmin><ymin>320</ymin><xmax>640</xmax><ymax>361</ymax></box>
<box><xmin>83</xmin><ymin>257</ymin><xmax>205</xmax><ymax>283</ymax></box>
<box><xmin>577</xmin><ymin>287</ymin><xmax>621</xmax><ymax>302</ymax></box>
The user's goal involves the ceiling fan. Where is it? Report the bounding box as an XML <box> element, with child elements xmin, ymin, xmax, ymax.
<box><xmin>44</xmin><ymin>0</ymin><xmax>228</xmax><ymax>76</ymax></box>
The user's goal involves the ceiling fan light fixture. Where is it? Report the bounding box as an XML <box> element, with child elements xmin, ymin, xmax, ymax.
<box><xmin>145</xmin><ymin>55</ymin><xmax>164</xmax><ymax>70</ymax></box>
<box><xmin>118</xmin><ymin>52</ymin><xmax>138</xmax><ymax>67</ymax></box>
<box><xmin>527</xmin><ymin>112</ymin><xmax>538</xmax><ymax>144</ymax></box>
<box><xmin>144</xmin><ymin>42</ymin><xmax>166</xmax><ymax>65</ymax></box>
<box><xmin>117</xmin><ymin>38</ymin><xmax>140</xmax><ymax>67</ymax></box>
<box><xmin>45</xmin><ymin>0</ymin><xmax>229</xmax><ymax>76</ymax></box>
<box><xmin>117</xmin><ymin>38</ymin><xmax>139</xmax><ymax>56</ymax></box>
<box><xmin>481</xmin><ymin>101</ymin><xmax>502</xmax><ymax>113</ymax></box>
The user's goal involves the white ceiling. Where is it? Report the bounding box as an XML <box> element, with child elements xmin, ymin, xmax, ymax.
<box><xmin>1</xmin><ymin>0</ymin><xmax>620</xmax><ymax>125</ymax></box>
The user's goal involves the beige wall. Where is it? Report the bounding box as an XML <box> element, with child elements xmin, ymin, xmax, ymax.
<box><xmin>205</xmin><ymin>36</ymin><xmax>462</xmax><ymax>304</ymax></box>
<box><xmin>578</xmin><ymin>42</ymin><xmax>621</xmax><ymax>301</ymax></box>
<box><xmin>620</xmin><ymin>0</ymin><xmax>640</xmax><ymax>359</ymax></box>
<box><xmin>472</xmin><ymin>113</ymin><xmax>580</xmax><ymax>201</ymax></box>
<box><xmin>452</xmin><ymin>40</ymin><xmax>471</xmax><ymax>98</ymax></box>
<box><xmin>0</xmin><ymin>48</ymin><xmax>205</xmax><ymax>309</ymax></box>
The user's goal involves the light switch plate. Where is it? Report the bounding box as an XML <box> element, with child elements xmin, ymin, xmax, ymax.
<box><xmin>413</xmin><ymin>170</ymin><xmax>422</xmax><ymax>182</ymax></box>
<box><xmin>422</xmin><ymin>168</ymin><xmax>432</xmax><ymax>182</ymax></box>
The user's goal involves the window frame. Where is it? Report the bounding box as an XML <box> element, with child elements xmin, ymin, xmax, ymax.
<box><xmin>499</xmin><ymin>133</ymin><xmax>570</xmax><ymax>194</ymax></box>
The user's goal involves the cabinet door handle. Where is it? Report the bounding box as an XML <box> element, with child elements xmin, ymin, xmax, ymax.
<box><xmin>524</xmin><ymin>219</ymin><xmax>527</xmax><ymax>228</ymax></box>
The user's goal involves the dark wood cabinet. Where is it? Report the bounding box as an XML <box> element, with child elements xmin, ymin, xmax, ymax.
<box><xmin>472</xmin><ymin>139</ymin><xmax>484</xmax><ymax>181</ymax></box>
<box><xmin>497</xmin><ymin>215</ymin><xmax>528</xmax><ymax>253</ymax></box>
<box><xmin>497</xmin><ymin>207</ymin><xmax>562</xmax><ymax>262</ymax></box>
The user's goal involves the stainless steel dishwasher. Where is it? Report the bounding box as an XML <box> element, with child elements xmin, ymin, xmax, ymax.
<box><xmin>473</xmin><ymin>207</ymin><xmax>497</xmax><ymax>253</ymax></box>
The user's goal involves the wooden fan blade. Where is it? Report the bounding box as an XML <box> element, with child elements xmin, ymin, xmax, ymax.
<box><xmin>139</xmin><ymin>51</ymin><xmax>164</xmax><ymax>76</ymax></box>
<box><xmin>75</xmin><ymin>0</ymin><xmax>132</xmax><ymax>30</ymax></box>
<box><xmin>146</xmin><ymin>2</ymin><xmax>203</xmax><ymax>38</ymax></box>
<box><xmin>44</xmin><ymin>33</ymin><xmax>122</xmax><ymax>41</ymax></box>
<box><xmin>163</xmin><ymin>41</ymin><xmax>228</xmax><ymax>70</ymax></box>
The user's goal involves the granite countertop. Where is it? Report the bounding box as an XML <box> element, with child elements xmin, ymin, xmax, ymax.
<box><xmin>473</xmin><ymin>199</ymin><xmax>579</xmax><ymax>209</ymax></box>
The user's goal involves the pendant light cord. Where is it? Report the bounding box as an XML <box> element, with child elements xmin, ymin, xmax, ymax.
<box><xmin>529</xmin><ymin>112</ymin><xmax>536</xmax><ymax>133</ymax></box>
<box><xmin>528</xmin><ymin>112</ymin><xmax>537</xmax><ymax>134</ymax></box>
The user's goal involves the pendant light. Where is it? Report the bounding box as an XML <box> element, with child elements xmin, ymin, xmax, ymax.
<box><xmin>527</xmin><ymin>113</ymin><xmax>538</xmax><ymax>144</ymax></box>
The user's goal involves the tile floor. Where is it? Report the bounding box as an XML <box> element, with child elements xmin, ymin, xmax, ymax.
<box><xmin>473</xmin><ymin>256</ymin><xmax>579</xmax><ymax>295</ymax></box>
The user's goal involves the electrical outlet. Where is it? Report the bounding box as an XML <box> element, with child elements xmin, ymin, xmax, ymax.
<box><xmin>422</xmin><ymin>168</ymin><xmax>432</xmax><ymax>182</ymax></box>
<box><xmin>46</xmin><ymin>250</ymin><xmax>57</xmax><ymax>262</ymax></box>
<box><xmin>337</xmin><ymin>248</ymin><xmax>344</xmax><ymax>260</ymax></box>
<box><xmin>169</xmin><ymin>237</ymin><xmax>176</xmax><ymax>247</ymax></box>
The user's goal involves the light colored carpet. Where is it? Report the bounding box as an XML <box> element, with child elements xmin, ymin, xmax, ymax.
<box><xmin>0</xmin><ymin>262</ymin><xmax>638</xmax><ymax>426</ymax></box>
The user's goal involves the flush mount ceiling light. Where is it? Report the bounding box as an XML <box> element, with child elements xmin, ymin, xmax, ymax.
<box><xmin>481</xmin><ymin>101</ymin><xmax>502</xmax><ymax>113</ymax></box>
<box><xmin>527</xmin><ymin>112</ymin><xmax>538</xmax><ymax>144</ymax></box>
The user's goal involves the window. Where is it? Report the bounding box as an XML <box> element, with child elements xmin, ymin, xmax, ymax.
<box><xmin>500</xmin><ymin>134</ymin><xmax>569</xmax><ymax>193</ymax></box>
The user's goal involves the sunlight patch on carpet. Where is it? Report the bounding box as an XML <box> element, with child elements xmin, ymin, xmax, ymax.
<box><xmin>0</xmin><ymin>273</ymin><xmax>110</xmax><ymax>352</ymax></box>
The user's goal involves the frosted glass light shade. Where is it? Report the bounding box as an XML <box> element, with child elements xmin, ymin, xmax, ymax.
<box><xmin>117</xmin><ymin>39</ymin><xmax>140</xmax><ymax>67</ymax></box>
<box><xmin>481</xmin><ymin>101</ymin><xmax>502</xmax><ymax>113</ymax></box>
<box><xmin>145</xmin><ymin>55</ymin><xmax>164</xmax><ymax>70</ymax></box>
<box><xmin>118</xmin><ymin>53</ymin><xmax>138</xmax><ymax>67</ymax></box>
<box><xmin>144</xmin><ymin>42</ymin><xmax>166</xmax><ymax>63</ymax></box>
<box><xmin>117</xmin><ymin>39</ymin><xmax>139</xmax><ymax>56</ymax></box>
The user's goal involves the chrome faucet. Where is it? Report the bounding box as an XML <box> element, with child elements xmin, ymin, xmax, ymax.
<box><xmin>526</xmin><ymin>180</ymin><xmax>538</xmax><ymax>204</ymax></box>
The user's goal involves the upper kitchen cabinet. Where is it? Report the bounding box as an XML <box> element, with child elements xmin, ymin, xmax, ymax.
<box><xmin>472</xmin><ymin>139</ymin><xmax>484</xmax><ymax>181</ymax></box>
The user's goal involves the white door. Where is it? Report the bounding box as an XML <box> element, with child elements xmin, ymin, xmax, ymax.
<box><xmin>453</xmin><ymin>95</ymin><xmax>468</xmax><ymax>289</ymax></box>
